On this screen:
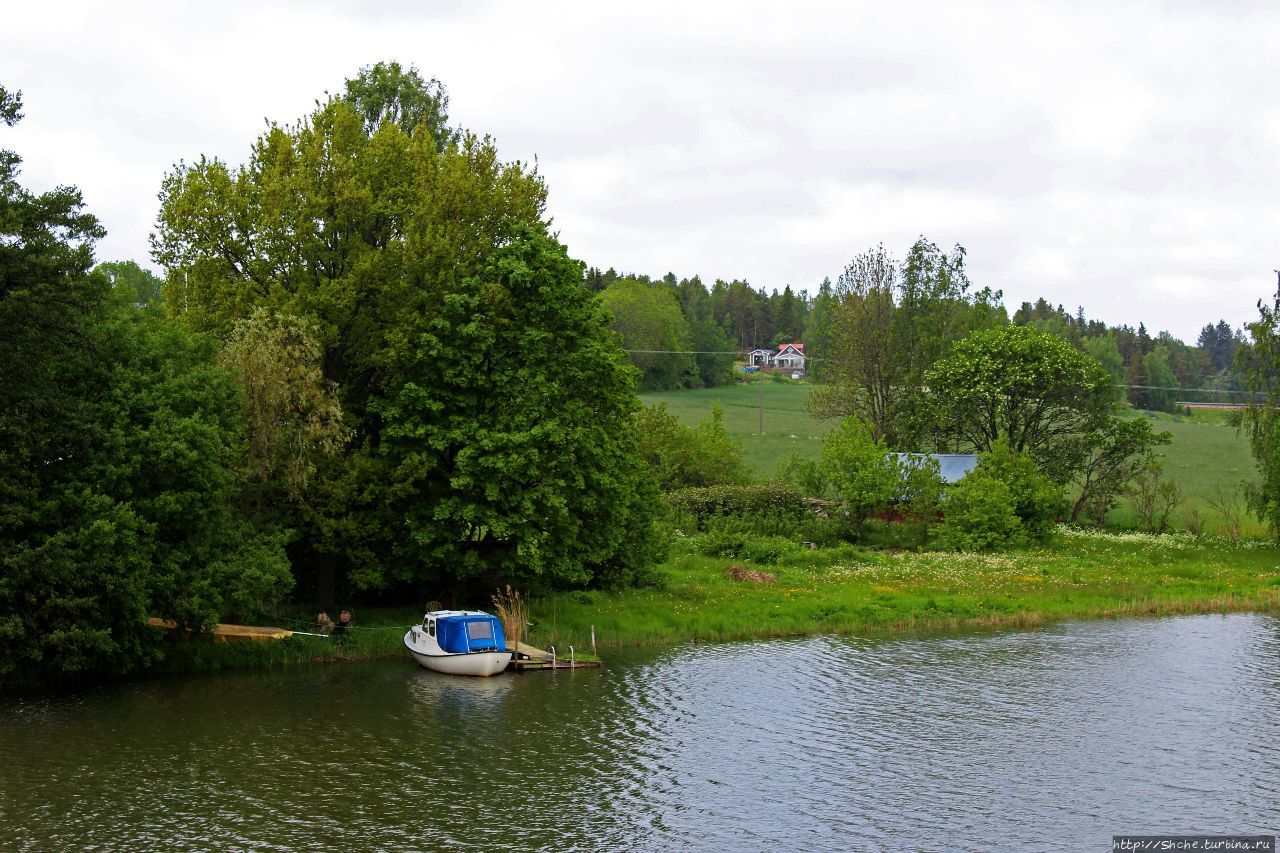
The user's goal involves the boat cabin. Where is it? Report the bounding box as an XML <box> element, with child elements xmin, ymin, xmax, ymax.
<box><xmin>421</xmin><ymin>610</ymin><xmax>507</xmax><ymax>654</ymax></box>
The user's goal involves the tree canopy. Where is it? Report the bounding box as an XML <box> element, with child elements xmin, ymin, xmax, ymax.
<box><xmin>810</xmin><ymin>237</ymin><xmax>1003</xmax><ymax>446</ymax></box>
<box><xmin>1238</xmin><ymin>278</ymin><xmax>1280</xmax><ymax>537</ymax></box>
<box><xmin>152</xmin><ymin>72</ymin><xmax>659</xmax><ymax>597</ymax></box>
<box><xmin>600</xmin><ymin>278</ymin><xmax>694</xmax><ymax>390</ymax></box>
<box><xmin>375</xmin><ymin>225</ymin><xmax>664</xmax><ymax>589</ymax></box>
<box><xmin>925</xmin><ymin>325</ymin><xmax>1116</xmax><ymax>479</ymax></box>
<box><xmin>1</xmin><ymin>85</ymin><xmax>291</xmax><ymax>681</ymax></box>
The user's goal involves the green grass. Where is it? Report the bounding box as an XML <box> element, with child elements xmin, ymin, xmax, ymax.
<box><xmin>640</xmin><ymin>380</ymin><xmax>832</xmax><ymax>477</ymax></box>
<box><xmin>138</xmin><ymin>526</ymin><xmax>1280</xmax><ymax>676</ymax></box>
<box><xmin>1109</xmin><ymin>409</ymin><xmax>1259</xmax><ymax>532</ymax></box>
<box><xmin>640</xmin><ymin>385</ymin><xmax>1262</xmax><ymax>536</ymax></box>
<box><xmin>529</xmin><ymin>528</ymin><xmax>1280</xmax><ymax>650</ymax></box>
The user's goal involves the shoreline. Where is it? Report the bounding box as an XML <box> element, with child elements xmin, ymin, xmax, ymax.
<box><xmin>12</xmin><ymin>527</ymin><xmax>1280</xmax><ymax>688</ymax></box>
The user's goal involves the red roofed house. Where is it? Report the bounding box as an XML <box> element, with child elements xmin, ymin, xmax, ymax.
<box><xmin>774</xmin><ymin>342</ymin><xmax>805</xmax><ymax>373</ymax></box>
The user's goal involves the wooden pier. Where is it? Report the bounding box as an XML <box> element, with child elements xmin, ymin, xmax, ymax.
<box><xmin>505</xmin><ymin>640</ymin><xmax>601</xmax><ymax>671</ymax></box>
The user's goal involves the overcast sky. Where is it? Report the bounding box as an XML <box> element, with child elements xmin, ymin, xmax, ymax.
<box><xmin>6</xmin><ymin>1</ymin><xmax>1279</xmax><ymax>342</ymax></box>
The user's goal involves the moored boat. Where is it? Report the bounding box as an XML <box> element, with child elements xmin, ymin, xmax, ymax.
<box><xmin>403</xmin><ymin>610</ymin><xmax>512</xmax><ymax>676</ymax></box>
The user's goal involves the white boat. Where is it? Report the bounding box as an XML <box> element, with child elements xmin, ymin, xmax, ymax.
<box><xmin>403</xmin><ymin>610</ymin><xmax>512</xmax><ymax>677</ymax></box>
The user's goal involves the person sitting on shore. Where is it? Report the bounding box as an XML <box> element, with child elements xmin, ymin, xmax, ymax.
<box><xmin>333</xmin><ymin>610</ymin><xmax>352</xmax><ymax>636</ymax></box>
<box><xmin>316</xmin><ymin>612</ymin><xmax>334</xmax><ymax>634</ymax></box>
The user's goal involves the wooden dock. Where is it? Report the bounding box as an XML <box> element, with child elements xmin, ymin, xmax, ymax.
<box><xmin>505</xmin><ymin>640</ymin><xmax>601</xmax><ymax>671</ymax></box>
<box><xmin>147</xmin><ymin>617</ymin><xmax>293</xmax><ymax>642</ymax></box>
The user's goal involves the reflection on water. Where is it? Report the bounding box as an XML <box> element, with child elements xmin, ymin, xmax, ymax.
<box><xmin>3</xmin><ymin>614</ymin><xmax>1278</xmax><ymax>851</ymax></box>
<box><xmin>405</xmin><ymin>667</ymin><xmax>515</xmax><ymax>708</ymax></box>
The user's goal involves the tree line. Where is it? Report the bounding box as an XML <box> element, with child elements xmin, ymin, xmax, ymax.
<box><xmin>585</xmin><ymin>269</ymin><xmax>811</xmax><ymax>389</ymax></box>
<box><xmin>591</xmin><ymin>244</ymin><xmax>1248</xmax><ymax>402</ymax></box>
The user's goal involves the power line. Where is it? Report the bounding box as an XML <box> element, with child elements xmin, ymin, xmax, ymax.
<box><xmin>619</xmin><ymin>350</ymin><xmax>1262</xmax><ymax>397</ymax></box>
<box><xmin>1116</xmin><ymin>384</ymin><xmax>1261</xmax><ymax>397</ymax></box>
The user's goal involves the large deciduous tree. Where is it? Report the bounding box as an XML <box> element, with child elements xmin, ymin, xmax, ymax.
<box><xmin>342</xmin><ymin>61</ymin><xmax>453</xmax><ymax>148</ymax></box>
<box><xmin>1237</xmin><ymin>278</ymin><xmax>1280</xmax><ymax>537</ymax></box>
<box><xmin>809</xmin><ymin>245</ymin><xmax>898</xmax><ymax>440</ymax></box>
<box><xmin>1065</xmin><ymin>417</ymin><xmax>1171</xmax><ymax>524</ymax></box>
<box><xmin>810</xmin><ymin>237</ymin><xmax>1002</xmax><ymax>447</ymax></box>
<box><xmin>153</xmin><ymin>71</ymin><xmax>659</xmax><ymax>594</ymax></box>
<box><xmin>218</xmin><ymin>309</ymin><xmax>350</xmax><ymax>502</ymax></box>
<box><xmin>925</xmin><ymin>325</ymin><xmax>1116</xmax><ymax>479</ymax></box>
<box><xmin>600</xmin><ymin>278</ymin><xmax>694</xmax><ymax>390</ymax></box>
<box><xmin>376</xmin><ymin>226</ymin><xmax>663</xmax><ymax>589</ymax></box>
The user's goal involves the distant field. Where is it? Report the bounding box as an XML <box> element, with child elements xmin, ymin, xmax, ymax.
<box><xmin>639</xmin><ymin>380</ymin><xmax>831</xmax><ymax>478</ymax></box>
<box><xmin>1110</xmin><ymin>409</ymin><xmax>1259</xmax><ymax>533</ymax></box>
<box><xmin>638</xmin><ymin>383</ymin><xmax>1264</xmax><ymax>536</ymax></box>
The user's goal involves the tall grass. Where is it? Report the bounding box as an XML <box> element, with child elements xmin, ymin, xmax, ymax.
<box><xmin>491</xmin><ymin>585</ymin><xmax>530</xmax><ymax>647</ymax></box>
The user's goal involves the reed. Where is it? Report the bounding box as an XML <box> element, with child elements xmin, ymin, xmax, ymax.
<box><xmin>491</xmin><ymin>585</ymin><xmax>530</xmax><ymax>647</ymax></box>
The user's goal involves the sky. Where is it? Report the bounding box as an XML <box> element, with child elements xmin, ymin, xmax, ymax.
<box><xmin>5</xmin><ymin>0</ymin><xmax>1279</xmax><ymax>342</ymax></box>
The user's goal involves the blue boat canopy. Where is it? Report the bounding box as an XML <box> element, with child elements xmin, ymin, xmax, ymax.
<box><xmin>436</xmin><ymin>614</ymin><xmax>507</xmax><ymax>654</ymax></box>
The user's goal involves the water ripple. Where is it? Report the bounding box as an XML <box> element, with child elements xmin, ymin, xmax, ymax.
<box><xmin>2</xmin><ymin>614</ymin><xmax>1278</xmax><ymax>851</ymax></box>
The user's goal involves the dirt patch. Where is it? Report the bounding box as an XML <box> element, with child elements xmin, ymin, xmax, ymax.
<box><xmin>725</xmin><ymin>564</ymin><xmax>776</xmax><ymax>584</ymax></box>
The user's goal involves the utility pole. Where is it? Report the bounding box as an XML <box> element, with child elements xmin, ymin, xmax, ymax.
<box><xmin>758</xmin><ymin>365</ymin><xmax>765</xmax><ymax>435</ymax></box>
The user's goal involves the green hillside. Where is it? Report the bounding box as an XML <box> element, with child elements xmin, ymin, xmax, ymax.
<box><xmin>638</xmin><ymin>384</ymin><xmax>1263</xmax><ymax>536</ymax></box>
<box><xmin>640</xmin><ymin>381</ymin><xmax>831</xmax><ymax>477</ymax></box>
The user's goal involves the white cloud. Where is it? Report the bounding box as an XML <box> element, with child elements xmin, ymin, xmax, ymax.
<box><xmin>4</xmin><ymin>0</ymin><xmax>1280</xmax><ymax>340</ymax></box>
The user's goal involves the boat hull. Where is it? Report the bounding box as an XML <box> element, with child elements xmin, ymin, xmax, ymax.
<box><xmin>404</xmin><ymin>634</ymin><xmax>512</xmax><ymax>677</ymax></box>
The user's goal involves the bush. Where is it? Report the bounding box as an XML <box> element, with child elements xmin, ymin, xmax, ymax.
<box><xmin>934</xmin><ymin>439</ymin><xmax>1063</xmax><ymax>551</ymax></box>
<box><xmin>776</xmin><ymin>452</ymin><xmax>828</xmax><ymax>498</ymax></box>
<box><xmin>797</xmin><ymin>514</ymin><xmax>847</xmax><ymax>547</ymax></box>
<box><xmin>691</xmin><ymin>529</ymin><xmax>797</xmax><ymax>564</ymax></box>
<box><xmin>690</xmin><ymin>516</ymin><xmax>801</xmax><ymax>563</ymax></box>
<box><xmin>634</xmin><ymin>402</ymin><xmax>749</xmax><ymax>491</ymax></box>
<box><xmin>665</xmin><ymin>482</ymin><xmax>808</xmax><ymax>527</ymax></box>
<box><xmin>821</xmin><ymin>417</ymin><xmax>900</xmax><ymax>539</ymax></box>
<box><xmin>935</xmin><ymin>476</ymin><xmax>1024</xmax><ymax>551</ymax></box>
<box><xmin>977</xmin><ymin>439</ymin><xmax>1064</xmax><ymax>543</ymax></box>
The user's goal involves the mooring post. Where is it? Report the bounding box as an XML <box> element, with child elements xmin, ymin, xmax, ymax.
<box><xmin>549</xmin><ymin>645</ymin><xmax>556</xmax><ymax>667</ymax></box>
<box><xmin>569</xmin><ymin>646</ymin><xmax>575</xmax><ymax>668</ymax></box>
<box><xmin>591</xmin><ymin>624</ymin><xmax>596</xmax><ymax>655</ymax></box>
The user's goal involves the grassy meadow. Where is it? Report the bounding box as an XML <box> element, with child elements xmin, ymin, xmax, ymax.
<box><xmin>640</xmin><ymin>382</ymin><xmax>1263</xmax><ymax>536</ymax></box>
<box><xmin>531</xmin><ymin>528</ymin><xmax>1280</xmax><ymax>650</ymax></box>
<box><xmin>641</xmin><ymin>379</ymin><xmax>833</xmax><ymax>476</ymax></box>
<box><xmin>178</xmin><ymin>524</ymin><xmax>1280</xmax><ymax>674</ymax></box>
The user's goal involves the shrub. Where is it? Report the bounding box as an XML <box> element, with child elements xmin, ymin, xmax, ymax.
<box><xmin>797</xmin><ymin>514</ymin><xmax>847</xmax><ymax>547</ymax></box>
<box><xmin>664</xmin><ymin>482</ymin><xmax>808</xmax><ymax>527</ymax></box>
<box><xmin>821</xmin><ymin>417</ymin><xmax>900</xmax><ymax>539</ymax></box>
<box><xmin>1129</xmin><ymin>465</ymin><xmax>1184</xmax><ymax>534</ymax></box>
<box><xmin>776</xmin><ymin>452</ymin><xmax>828</xmax><ymax>498</ymax></box>
<box><xmin>900</xmin><ymin>456</ymin><xmax>944</xmax><ymax>517</ymax></box>
<box><xmin>933</xmin><ymin>440</ymin><xmax>1063</xmax><ymax>551</ymax></box>
<box><xmin>935</xmin><ymin>476</ymin><xmax>1024</xmax><ymax>551</ymax></box>
<box><xmin>634</xmin><ymin>402</ymin><xmax>750</xmax><ymax>491</ymax></box>
<box><xmin>976</xmin><ymin>438</ymin><xmax>1064</xmax><ymax>543</ymax></box>
<box><xmin>690</xmin><ymin>527</ymin><xmax>797</xmax><ymax>564</ymax></box>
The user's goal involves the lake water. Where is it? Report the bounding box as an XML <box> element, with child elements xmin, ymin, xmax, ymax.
<box><xmin>3</xmin><ymin>614</ymin><xmax>1278</xmax><ymax>851</ymax></box>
